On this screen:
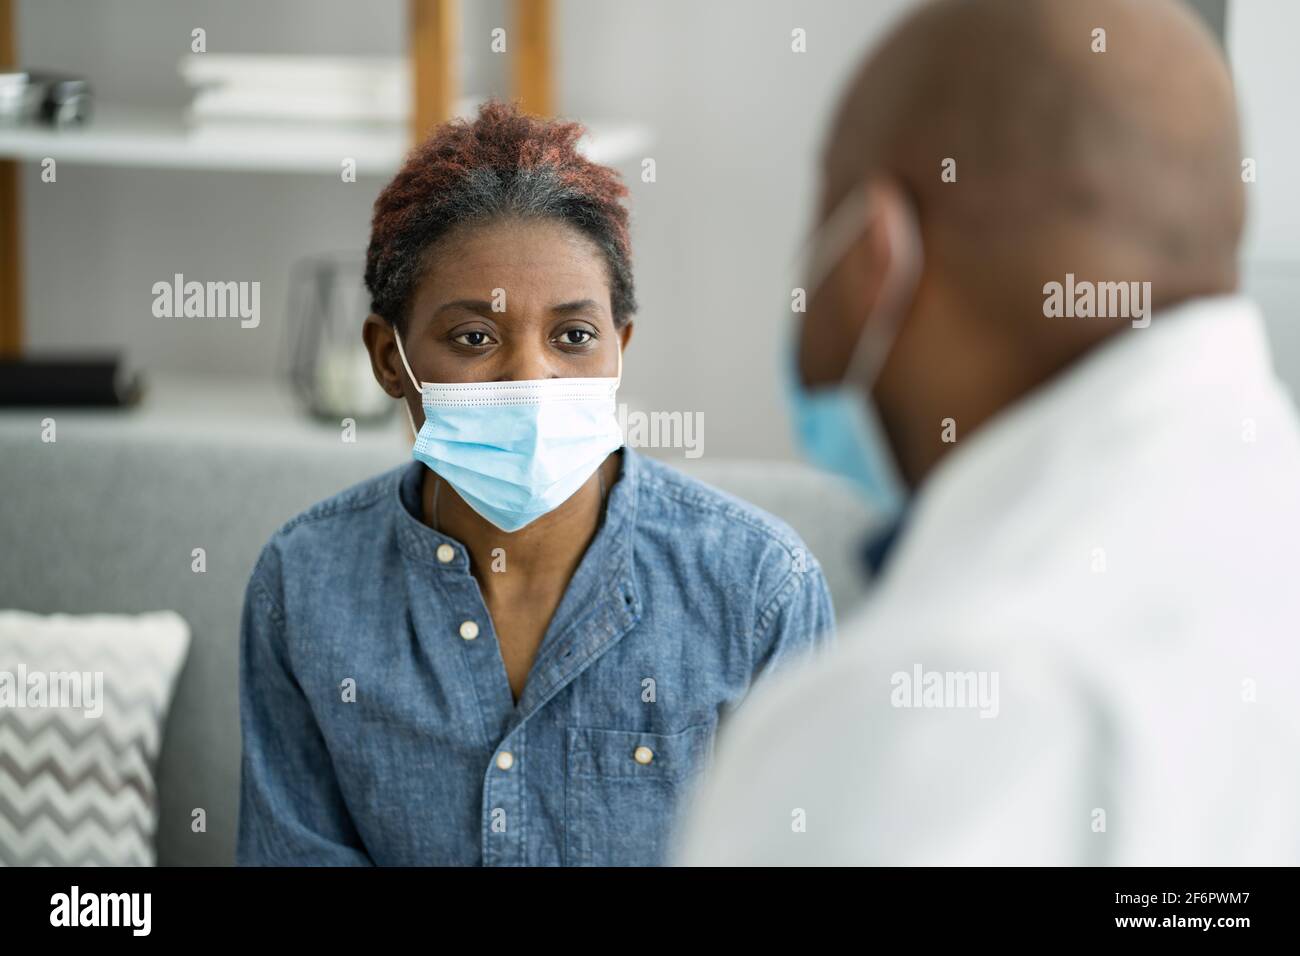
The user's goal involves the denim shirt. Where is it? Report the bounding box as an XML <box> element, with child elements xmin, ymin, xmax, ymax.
<box><xmin>237</xmin><ymin>447</ymin><xmax>835</xmax><ymax>866</ymax></box>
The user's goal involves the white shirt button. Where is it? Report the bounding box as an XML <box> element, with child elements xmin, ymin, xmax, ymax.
<box><xmin>496</xmin><ymin>751</ymin><xmax>514</xmax><ymax>771</ymax></box>
<box><xmin>436</xmin><ymin>543</ymin><xmax>455</xmax><ymax>563</ymax></box>
<box><xmin>633</xmin><ymin>746</ymin><xmax>654</xmax><ymax>765</ymax></box>
<box><xmin>459</xmin><ymin>620</ymin><xmax>479</xmax><ymax>640</ymax></box>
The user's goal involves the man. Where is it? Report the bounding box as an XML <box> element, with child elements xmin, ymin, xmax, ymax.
<box><xmin>676</xmin><ymin>0</ymin><xmax>1300</xmax><ymax>864</ymax></box>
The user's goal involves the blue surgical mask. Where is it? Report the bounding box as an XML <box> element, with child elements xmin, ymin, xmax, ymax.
<box><xmin>784</xmin><ymin>341</ymin><xmax>905</xmax><ymax>520</ymax></box>
<box><xmin>785</xmin><ymin>182</ymin><xmax>922</xmax><ymax>523</ymax></box>
<box><xmin>392</xmin><ymin>329</ymin><xmax>625</xmax><ymax>533</ymax></box>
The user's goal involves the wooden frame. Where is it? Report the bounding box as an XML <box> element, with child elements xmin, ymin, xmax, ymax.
<box><xmin>512</xmin><ymin>0</ymin><xmax>553</xmax><ymax>116</ymax></box>
<box><xmin>409</xmin><ymin>0</ymin><xmax>556</xmax><ymax>137</ymax></box>
<box><xmin>409</xmin><ymin>0</ymin><xmax>459</xmax><ymax>141</ymax></box>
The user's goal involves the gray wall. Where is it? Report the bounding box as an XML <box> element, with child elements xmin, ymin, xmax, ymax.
<box><xmin>1186</xmin><ymin>0</ymin><xmax>1227</xmax><ymax>40</ymax></box>
<box><xmin>1229</xmin><ymin>1</ymin><xmax>1300</xmax><ymax>394</ymax></box>
<box><xmin>14</xmin><ymin>0</ymin><xmax>1297</xmax><ymax>460</ymax></box>
<box><xmin>553</xmin><ymin>0</ymin><xmax>910</xmax><ymax>458</ymax></box>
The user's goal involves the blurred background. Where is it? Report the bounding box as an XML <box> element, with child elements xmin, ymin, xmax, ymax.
<box><xmin>0</xmin><ymin>0</ymin><xmax>1297</xmax><ymax>868</ymax></box>
<box><xmin>3</xmin><ymin>0</ymin><xmax>1293</xmax><ymax>458</ymax></box>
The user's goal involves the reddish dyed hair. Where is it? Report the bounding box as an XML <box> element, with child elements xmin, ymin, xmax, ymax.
<box><xmin>365</xmin><ymin>99</ymin><xmax>636</xmax><ymax>330</ymax></box>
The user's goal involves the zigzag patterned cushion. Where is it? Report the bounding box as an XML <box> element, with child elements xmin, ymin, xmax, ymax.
<box><xmin>0</xmin><ymin>610</ymin><xmax>189</xmax><ymax>866</ymax></box>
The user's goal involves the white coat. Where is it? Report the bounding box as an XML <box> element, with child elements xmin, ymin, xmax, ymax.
<box><xmin>676</xmin><ymin>294</ymin><xmax>1300</xmax><ymax>865</ymax></box>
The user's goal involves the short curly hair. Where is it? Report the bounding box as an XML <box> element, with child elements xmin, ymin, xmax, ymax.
<box><xmin>365</xmin><ymin>99</ymin><xmax>636</xmax><ymax>332</ymax></box>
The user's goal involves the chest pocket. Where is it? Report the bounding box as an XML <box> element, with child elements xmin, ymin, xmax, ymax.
<box><xmin>565</xmin><ymin>722</ymin><xmax>715</xmax><ymax>866</ymax></box>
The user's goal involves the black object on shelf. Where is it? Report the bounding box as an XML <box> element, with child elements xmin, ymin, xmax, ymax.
<box><xmin>0</xmin><ymin>354</ymin><xmax>143</xmax><ymax>407</ymax></box>
<box><xmin>0</xmin><ymin>71</ymin><xmax>93</xmax><ymax>128</ymax></box>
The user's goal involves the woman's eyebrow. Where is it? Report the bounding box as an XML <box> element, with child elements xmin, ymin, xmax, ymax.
<box><xmin>551</xmin><ymin>299</ymin><xmax>602</xmax><ymax>315</ymax></box>
<box><xmin>433</xmin><ymin>299</ymin><xmax>496</xmax><ymax>317</ymax></box>
<box><xmin>432</xmin><ymin>298</ymin><xmax>602</xmax><ymax>317</ymax></box>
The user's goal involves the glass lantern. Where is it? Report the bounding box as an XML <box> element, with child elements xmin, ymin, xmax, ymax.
<box><xmin>286</xmin><ymin>252</ymin><xmax>395</xmax><ymax>423</ymax></box>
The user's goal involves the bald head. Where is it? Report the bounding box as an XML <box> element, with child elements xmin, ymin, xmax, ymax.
<box><xmin>800</xmin><ymin>0</ymin><xmax>1249</xmax><ymax>490</ymax></box>
<box><xmin>825</xmin><ymin>0</ymin><xmax>1244</xmax><ymax>317</ymax></box>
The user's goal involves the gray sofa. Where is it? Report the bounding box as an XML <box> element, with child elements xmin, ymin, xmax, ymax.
<box><xmin>0</xmin><ymin>401</ymin><xmax>875</xmax><ymax>865</ymax></box>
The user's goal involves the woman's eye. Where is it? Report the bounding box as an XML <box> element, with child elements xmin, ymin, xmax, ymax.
<box><xmin>452</xmin><ymin>330</ymin><xmax>492</xmax><ymax>347</ymax></box>
<box><xmin>557</xmin><ymin>329</ymin><xmax>594</xmax><ymax>346</ymax></box>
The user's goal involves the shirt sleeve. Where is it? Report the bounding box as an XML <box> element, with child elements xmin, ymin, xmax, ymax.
<box><xmin>749</xmin><ymin>543</ymin><xmax>837</xmax><ymax>690</ymax></box>
<box><xmin>236</xmin><ymin>545</ymin><xmax>375</xmax><ymax>866</ymax></box>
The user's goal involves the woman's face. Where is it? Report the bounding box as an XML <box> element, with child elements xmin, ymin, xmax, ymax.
<box><xmin>388</xmin><ymin>217</ymin><xmax>629</xmax><ymax>390</ymax></box>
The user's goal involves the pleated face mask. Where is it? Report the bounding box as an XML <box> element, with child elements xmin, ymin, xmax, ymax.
<box><xmin>392</xmin><ymin>327</ymin><xmax>626</xmax><ymax>532</ymax></box>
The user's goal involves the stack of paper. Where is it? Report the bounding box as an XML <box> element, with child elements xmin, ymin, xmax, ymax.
<box><xmin>178</xmin><ymin>54</ymin><xmax>409</xmax><ymax>124</ymax></box>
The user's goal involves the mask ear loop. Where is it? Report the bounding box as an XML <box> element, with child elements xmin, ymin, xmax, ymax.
<box><xmin>799</xmin><ymin>180</ymin><xmax>875</xmax><ymax>297</ymax></box>
<box><xmin>614</xmin><ymin>336</ymin><xmax>623</xmax><ymax>388</ymax></box>
<box><xmin>800</xmin><ymin>181</ymin><xmax>924</xmax><ymax>392</ymax></box>
<box><xmin>844</xmin><ymin>190</ymin><xmax>924</xmax><ymax>390</ymax></box>
<box><xmin>391</xmin><ymin>325</ymin><xmax>422</xmax><ymax>392</ymax></box>
<box><xmin>391</xmin><ymin>325</ymin><xmax>423</xmax><ymax>439</ymax></box>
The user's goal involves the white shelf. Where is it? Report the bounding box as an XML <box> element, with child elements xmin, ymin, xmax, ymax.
<box><xmin>0</xmin><ymin>371</ymin><xmax>653</xmax><ymax>456</ymax></box>
<box><xmin>0</xmin><ymin>372</ymin><xmax>411</xmax><ymax>453</ymax></box>
<box><xmin>0</xmin><ymin>105</ymin><xmax>653</xmax><ymax>175</ymax></box>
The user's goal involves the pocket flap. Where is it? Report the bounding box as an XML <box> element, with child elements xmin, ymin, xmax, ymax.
<box><xmin>567</xmin><ymin>723</ymin><xmax>714</xmax><ymax>780</ymax></box>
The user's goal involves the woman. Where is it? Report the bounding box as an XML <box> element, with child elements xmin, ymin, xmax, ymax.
<box><xmin>236</xmin><ymin>101</ymin><xmax>835</xmax><ymax>866</ymax></box>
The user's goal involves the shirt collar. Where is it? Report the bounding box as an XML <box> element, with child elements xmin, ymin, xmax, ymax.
<box><xmin>393</xmin><ymin>447</ymin><xmax>642</xmax><ymax>596</ymax></box>
<box><xmin>391</xmin><ymin>448</ymin><xmax>643</xmax><ymax>727</ymax></box>
<box><xmin>881</xmin><ymin>294</ymin><xmax>1273</xmax><ymax>582</ymax></box>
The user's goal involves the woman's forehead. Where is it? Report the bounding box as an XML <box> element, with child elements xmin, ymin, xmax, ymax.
<box><xmin>411</xmin><ymin>219</ymin><xmax>614</xmax><ymax>320</ymax></box>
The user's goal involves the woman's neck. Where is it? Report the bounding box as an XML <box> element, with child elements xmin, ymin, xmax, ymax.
<box><xmin>420</xmin><ymin>450</ymin><xmax>622</xmax><ymax>594</ymax></box>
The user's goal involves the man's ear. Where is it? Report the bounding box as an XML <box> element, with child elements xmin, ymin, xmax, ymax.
<box><xmin>861</xmin><ymin>178</ymin><xmax>924</xmax><ymax>326</ymax></box>
<box><xmin>618</xmin><ymin>320</ymin><xmax>634</xmax><ymax>353</ymax></box>
<box><xmin>800</xmin><ymin>176</ymin><xmax>923</xmax><ymax>388</ymax></box>
<box><xmin>838</xmin><ymin>179</ymin><xmax>922</xmax><ymax>343</ymax></box>
<box><xmin>362</xmin><ymin>314</ymin><xmax>406</xmax><ymax>400</ymax></box>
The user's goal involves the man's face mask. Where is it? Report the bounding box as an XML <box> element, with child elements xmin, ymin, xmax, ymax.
<box><xmin>784</xmin><ymin>181</ymin><xmax>924</xmax><ymax>523</ymax></box>
<box><xmin>392</xmin><ymin>329</ymin><xmax>625</xmax><ymax>533</ymax></box>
